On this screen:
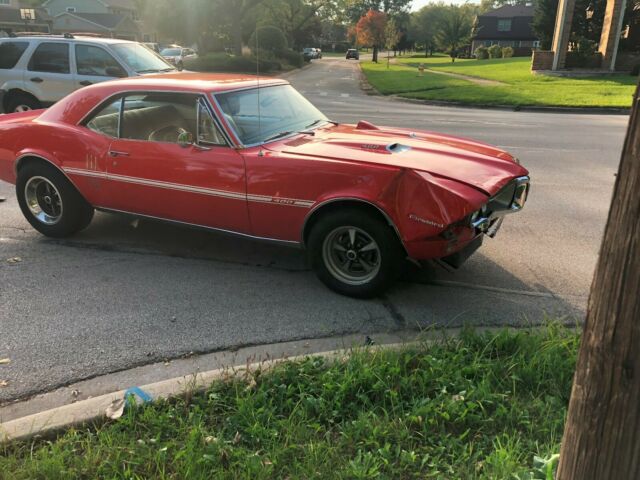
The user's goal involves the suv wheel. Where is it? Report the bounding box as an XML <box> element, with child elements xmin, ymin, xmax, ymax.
<box><xmin>308</xmin><ymin>209</ymin><xmax>404</xmax><ymax>298</ymax></box>
<box><xmin>16</xmin><ymin>162</ymin><xmax>94</xmax><ymax>237</ymax></box>
<box><xmin>6</xmin><ymin>93</ymin><xmax>41</xmax><ymax>113</ymax></box>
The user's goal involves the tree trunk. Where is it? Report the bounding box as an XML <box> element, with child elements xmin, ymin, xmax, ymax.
<box><xmin>556</xmin><ymin>81</ymin><xmax>640</xmax><ymax>479</ymax></box>
<box><xmin>372</xmin><ymin>45</ymin><xmax>378</xmax><ymax>63</ymax></box>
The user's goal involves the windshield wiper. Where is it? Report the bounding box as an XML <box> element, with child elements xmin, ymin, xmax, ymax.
<box><xmin>136</xmin><ymin>69</ymin><xmax>161</xmax><ymax>73</ymax></box>
<box><xmin>304</xmin><ymin>119</ymin><xmax>338</xmax><ymax>129</ymax></box>
<box><xmin>262</xmin><ymin>131</ymin><xmax>294</xmax><ymax>143</ymax></box>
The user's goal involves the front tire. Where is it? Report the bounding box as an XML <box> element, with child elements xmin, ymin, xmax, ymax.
<box><xmin>308</xmin><ymin>209</ymin><xmax>404</xmax><ymax>298</ymax></box>
<box><xmin>16</xmin><ymin>162</ymin><xmax>94</xmax><ymax>238</ymax></box>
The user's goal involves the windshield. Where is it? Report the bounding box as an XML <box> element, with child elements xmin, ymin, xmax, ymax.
<box><xmin>215</xmin><ymin>84</ymin><xmax>329</xmax><ymax>146</ymax></box>
<box><xmin>112</xmin><ymin>43</ymin><xmax>175</xmax><ymax>73</ymax></box>
<box><xmin>161</xmin><ymin>48</ymin><xmax>181</xmax><ymax>56</ymax></box>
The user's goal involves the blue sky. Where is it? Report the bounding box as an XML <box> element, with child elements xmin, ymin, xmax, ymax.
<box><xmin>411</xmin><ymin>0</ymin><xmax>479</xmax><ymax>10</ymax></box>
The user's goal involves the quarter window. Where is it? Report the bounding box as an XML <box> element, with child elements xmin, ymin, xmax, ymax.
<box><xmin>75</xmin><ymin>45</ymin><xmax>125</xmax><ymax>77</ymax></box>
<box><xmin>197</xmin><ymin>99</ymin><xmax>226</xmax><ymax>145</ymax></box>
<box><xmin>28</xmin><ymin>42</ymin><xmax>70</xmax><ymax>74</ymax></box>
<box><xmin>85</xmin><ymin>99</ymin><xmax>122</xmax><ymax>138</ymax></box>
<box><xmin>0</xmin><ymin>42</ymin><xmax>29</xmax><ymax>69</ymax></box>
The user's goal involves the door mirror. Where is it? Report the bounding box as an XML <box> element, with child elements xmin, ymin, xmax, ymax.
<box><xmin>177</xmin><ymin>130</ymin><xmax>194</xmax><ymax>148</ymax></box>
<box><xmin>105</xmin><ymin>66</ymin><xmax>127</xmax><ymax>78</ymax></box>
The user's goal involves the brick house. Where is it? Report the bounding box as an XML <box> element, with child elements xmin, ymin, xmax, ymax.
<box><xmin>471</xmin><ymin>5</ymin><xmax>540</xmax><ymax>57</ymax></box>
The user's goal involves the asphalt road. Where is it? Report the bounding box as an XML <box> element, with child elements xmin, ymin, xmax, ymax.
<box><xmin>0</xmin><ymin>57</ymin><xmax>629</xmax><ymax>403</ymax></box>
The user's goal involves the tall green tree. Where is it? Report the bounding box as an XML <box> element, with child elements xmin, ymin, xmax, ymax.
<box><xmin>435</xmin><ymin>5</ymin><xmax>473</xmax><ymax>62</ymax></box>
<box><xmin>410</xmin><ymin>2</ymin><xmax>447</xmax><ymax>56</ymax></box>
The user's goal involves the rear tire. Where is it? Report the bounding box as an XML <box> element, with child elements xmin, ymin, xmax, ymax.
<box><xmin>308</xmin><ymin>209</ymin><xmax>404</xmax><ymax>298</ymax></box>
<box><xmin>16</xmin><ymin>162</ymin><xmax>94</xmax><ymax>238</ymax></box>
<box><xmin>6</xmin><ymin>93</ymin><xmax>41</xmax><ymax>113</ymax></box>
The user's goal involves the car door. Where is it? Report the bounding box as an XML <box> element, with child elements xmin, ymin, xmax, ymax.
<box><xmin>102</xmin><ymin>92</ymin><xmax>250</xmax><ymax>234</ymax></box>
<box><xmin>73</xmin><ymin>44</ymin><xmax>128</xmax><ymax>89</ymax></box>
<box><xmin>23</xmin><ymin>41</ymin><xmax>75</xmax><ymax>104</ymax></box>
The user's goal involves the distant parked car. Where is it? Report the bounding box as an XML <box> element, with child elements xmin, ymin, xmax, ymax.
<box><xmin>160</xmin><ymin>46</ymin><xmax>197</xmax><ymax>71</ymax></box>
<box><xmin>302</xmin><ymin>47</ymin><xmax>316</xmax><ymax>61</ymax></box>
<box><xmin>346</xmin><ymin>49</ymin><xmax>360</xmax><ymax>60</ymax></box>
<box><xmin>0</xmin><ymin>34</ymin><xmax>176</xmax><ymax>113</ymax></box>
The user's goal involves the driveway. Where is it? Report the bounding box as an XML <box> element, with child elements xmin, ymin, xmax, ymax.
<box><xmin>0</xmin><ymin>57</ymin><xmax>628</xmax><ymax>403</ymax></box>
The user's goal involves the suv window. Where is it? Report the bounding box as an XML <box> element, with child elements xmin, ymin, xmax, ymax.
<box><xmin>75</xmin><ymin>44</ymin><xmax>125</xmax><ymax>77</ymax></box>
<box><xmin>28</xmin><ymin>42</ymin><xmax>70</xmax><ymax>74</ymax></box>
<box><xmin>0</xmin><ymin>42</ymin><xmax>29</xmax><ymax>69</ymax></box>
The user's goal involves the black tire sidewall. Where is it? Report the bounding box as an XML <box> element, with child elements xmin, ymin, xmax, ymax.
<box><xmin>16</xmin><ymin>163</ymin><xmax>93</xmax><ymax>238</ymax></box>
<box><xmin>308</xmin><ymin>209</ymin><xmax>403</xmax><ymax>298</ymax></box>
<box><xmin>6</xmin><ymin>93</ymin><xmax>41</xmax><ymax>113</ymax></box>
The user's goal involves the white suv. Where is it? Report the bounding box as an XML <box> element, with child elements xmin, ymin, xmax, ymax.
<box><xmin>0</xmin><ymin>34</ymin><xmax>176</xmax><ymax>113</ymax></box>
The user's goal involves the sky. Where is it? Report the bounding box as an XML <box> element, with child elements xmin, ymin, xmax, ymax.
<box><xmin>411</xmin><ymin>0</ymin><xmax>479</xmax><ymax>10</ymax></box>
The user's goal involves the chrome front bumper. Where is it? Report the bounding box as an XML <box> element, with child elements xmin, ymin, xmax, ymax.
<box><xmin>471</xmin><ymin>176</ymin><xmax>530</xmax><ymax>236</ymax></box>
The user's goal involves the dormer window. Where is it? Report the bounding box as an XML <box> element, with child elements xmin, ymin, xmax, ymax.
<box><xmin>497</xmin><ymin>19</ymin><xmax>512</xmax><ymax>32</ymax></box>
<box><xmin>66</xmin><ymin>7</ymin><xmax>76</xmax><ymax>12</ymax></box>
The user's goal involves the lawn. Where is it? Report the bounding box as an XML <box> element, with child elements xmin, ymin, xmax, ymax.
<box><xmin>362</xmin><ymin>56</ymin><xmax>637</xmax><ymax>108</ymax></box>
<box><xmin>0</xmin><ymin>326</ymin><xmax>578</xmax><ymax>479</ymax></box>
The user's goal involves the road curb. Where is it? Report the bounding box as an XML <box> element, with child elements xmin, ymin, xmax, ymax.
<box><xmin>358</xmin><ymin>63</ymin><xmax>631</xmax><ymax>115</ymax></box>
<box><xmin>0</xmin><ymin>342</ymin><xmax>407</xmax><ymax>444</ymax></box>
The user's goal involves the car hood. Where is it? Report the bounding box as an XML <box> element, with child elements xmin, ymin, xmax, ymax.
<box><xmin>266</xmin><ymin>122</ymin><xmax>528</xmax><ymax>195</ymax></box>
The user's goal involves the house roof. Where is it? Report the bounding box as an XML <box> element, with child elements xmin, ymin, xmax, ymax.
<box><xmin>71</xmin><ymin>12</ymin><xmax>126</xmax><ymax>29</ymax></box>
<box><xmin>0</xmin><ymin>7</ymin><xmax>52</xmax><ymax>25</ymax></box>
<box><xmin>473</xmin><ymin>5</ymin><xmax>537</xmax><ymax>41</ymax></box>
<box><xmin>101</xmin><ymin>0</ymin><xmax>137</xmax><ymax>10</ymax></box>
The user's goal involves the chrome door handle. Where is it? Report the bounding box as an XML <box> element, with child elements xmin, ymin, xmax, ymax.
<box><xmin>79</xmin><ymin>80</ymin><xmax>93</xmax><ymax>86</ymax></box>
<box><xmin>108</xmin><ymin>150</ymin><xmax>130</xmax><ymax>157</ymax></box>
<box><xmin>30</xmin><ymin>77</ymin><xmax>43</xmax><ymax>83</ymax></box>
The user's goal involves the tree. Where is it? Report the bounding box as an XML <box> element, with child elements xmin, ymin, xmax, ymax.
<box><xmin>556</xmin><ymin>81</ymin><xmax>640</xmax><ymax>479</ymax></box>
<box><xmin>250</xmin><ymin>25</ymin><xmax>288</xmax><ymax>53</ymax></box>
<box><xmin>410</xmin><ymin>3</ymin><xmax>446</xmax><ymax>57</ymax></box>
<box><xmin>356</xmin><ymin>10</ymin><xmax>387</xmax><ymax>62</ymax></box>
<box><xmin>531</xmin><ymin>0</ymin><xmax>558</xmax><ymax>50</ymax></box>
<box><xmin>435</xmin><ymin>5</ymin><xmax>473</xmax><ymax>62</ymax></box>
<box><xmin>384</xmin><ymin>18</ymin><xmax>401</xmax><ymax>67</ymax></box>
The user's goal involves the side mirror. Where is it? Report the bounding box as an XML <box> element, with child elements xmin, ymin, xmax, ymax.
<box><xmin>105</xmin><ymin>66</ymin><xmax>127</xmax><ymax>78</ymax></box>
<box><xmin>177</xmin><ymin>131</ymin><xmax>194</xmax><ymax>148</ymax></box>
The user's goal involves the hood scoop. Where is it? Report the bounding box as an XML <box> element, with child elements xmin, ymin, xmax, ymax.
<box><xmin>386</xmin><ymin>142</ymin><xmax>411</xmax><ymax>154</ymax></box>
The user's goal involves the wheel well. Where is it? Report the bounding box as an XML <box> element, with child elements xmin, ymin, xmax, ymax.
<box><xmin>302</xmin><ymin>200</ymin><xmax>406</xmax><ymax>252</ymax></box>
<box><xmin>3</xmin><ymin>89</ymin><xmax>39</xmax><ymax>111</ymax></box>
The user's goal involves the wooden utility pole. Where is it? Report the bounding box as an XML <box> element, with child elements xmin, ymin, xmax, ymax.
<box><xmin>556</xmin><ymin>81</ymin><xmax>640</xmax><ymax>478</ymax></box>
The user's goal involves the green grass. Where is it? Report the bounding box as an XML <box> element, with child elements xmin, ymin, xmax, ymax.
<box><xmin>362</xmin><ymin>56</ymin><xmax>637</xmax><ymax>108</ymax></box>
<box><xmin>0</xmin><ymin>326</ymin><xmax>579</xmax><ymax>479</ymax></box>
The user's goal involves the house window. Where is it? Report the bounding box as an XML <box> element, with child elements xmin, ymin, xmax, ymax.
<box><xmin>66</xmin><ymin>7</ymin><xmax>76</xmax><ymax>13</ymax></box>
<box><xmin>497</xmin><ymin>19</ymin><xmax>512</xmax><ymax>32</ymax></box>
<box><xmin>0</xmin><ymin>0</ymin><xmax>10</xmax><ymax>5</ymax></box>
<box><xmin>533</xmin><ymin>40</ymin><xmax>541</xmax><ymax>48</ymax></box>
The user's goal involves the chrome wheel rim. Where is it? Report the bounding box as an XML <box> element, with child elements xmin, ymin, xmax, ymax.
<box><xmin>14</xmin><ymin>104</ymin><xmax>32</xmax><ymax>113</ymax></box>
<box><xmin>322</xmin><ymin>226</ymin><xmax>381</xmax><ymax>286</ymax></box>
<box><xmin>24</xmin><ymin>176</ymin><xmax>63</xmax><ymax>225</ymax></box>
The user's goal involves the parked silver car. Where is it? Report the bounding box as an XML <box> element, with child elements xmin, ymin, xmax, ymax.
<box><xmin>0</xmin><ymin>34</ymin><xmax>176</xmax><ymax>113</ymax></box>
<box><xmin>160</xmin><ymin>46</ymin><xmax>197</xmax><ymax>71</ymax></box>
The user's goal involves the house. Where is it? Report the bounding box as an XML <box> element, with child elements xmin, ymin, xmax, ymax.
<box><xmin>0</xmin><ymin>0</ymin><xmax>53</xmax><ymax>36</ymax></box>
<box><xmin>43</xmin><ymin>0</ymin><xmax>156</xmax><ymax>41</ymax></box>
<box><xmin>471</xmin><ymin>5</ymin><xmax>539</xmax><ymax>57</ymax></box>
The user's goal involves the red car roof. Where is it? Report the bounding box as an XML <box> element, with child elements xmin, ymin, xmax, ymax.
<box><xmin>38</xmin><ymin>73</ymin><xmax>288</xmax><ymax>125</ymax></box>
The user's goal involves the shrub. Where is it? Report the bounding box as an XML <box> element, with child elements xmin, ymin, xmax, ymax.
<box><xmin>276</xmin><ymin>48</ymin><xmax>304</xmax><ymax>68</ymax></box>
<box><xmin>488</xmin><ymin>44</ymin><xmax>502</xmax><ymax>59</ymax></box>
<box><xmin>502</xmin><ymin>46</ymin><xmax>514</xmax><ymax>58</ymax></box>
<box><xmin>184</xmin><ymin>53</ymin><xmax>281</xmax><ymax>74</ymax></box>
<box><xmin>249</xmin><ymin>25</ymin><xmax>287</xmax><ymax>53</ymax></box>
<box><xmin>475</xmin><ymin>46</ymin><xmax>489</xmax><ymax>59</ymax></box>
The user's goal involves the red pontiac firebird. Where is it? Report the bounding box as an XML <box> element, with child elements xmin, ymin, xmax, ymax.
<box><xmin>0</xmin><ymin>73</ymin><xmax>530</xmax><ymax>297</ymax></box>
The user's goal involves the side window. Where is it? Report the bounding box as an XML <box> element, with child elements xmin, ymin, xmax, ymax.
<box><xmin>120</xmin><ymin>93</ymin><xmax>198</xmax><ymax>143</ymax></box>
<box><xmin>75</xmin><ymin>45</ymin><xmax>125</xmax><ymax>77</ymax></box>
<box><xmin>0</xmin><ymin>42</ymin><xmax>29</xmax><ymax>69</ymax></box>
<box><xmin>85</xmin><ymin>99</ymin><xmax>122</xmax><ymax>138</ymax></box>
<box><xmin>28</xmin><ymin>42</ymin><xmax>70</xmax><ymax>74</ymax></box>
<box><xmin>197</xmin><ymin>99</ymin><xmax>226</xmax><ymax>146</ymax></box>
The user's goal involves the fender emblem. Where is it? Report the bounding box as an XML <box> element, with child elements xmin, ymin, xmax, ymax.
<box><xmin>409</xmin><ymin>214</ymin><xmax>444</xmax><ymax>229</ymax></box>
